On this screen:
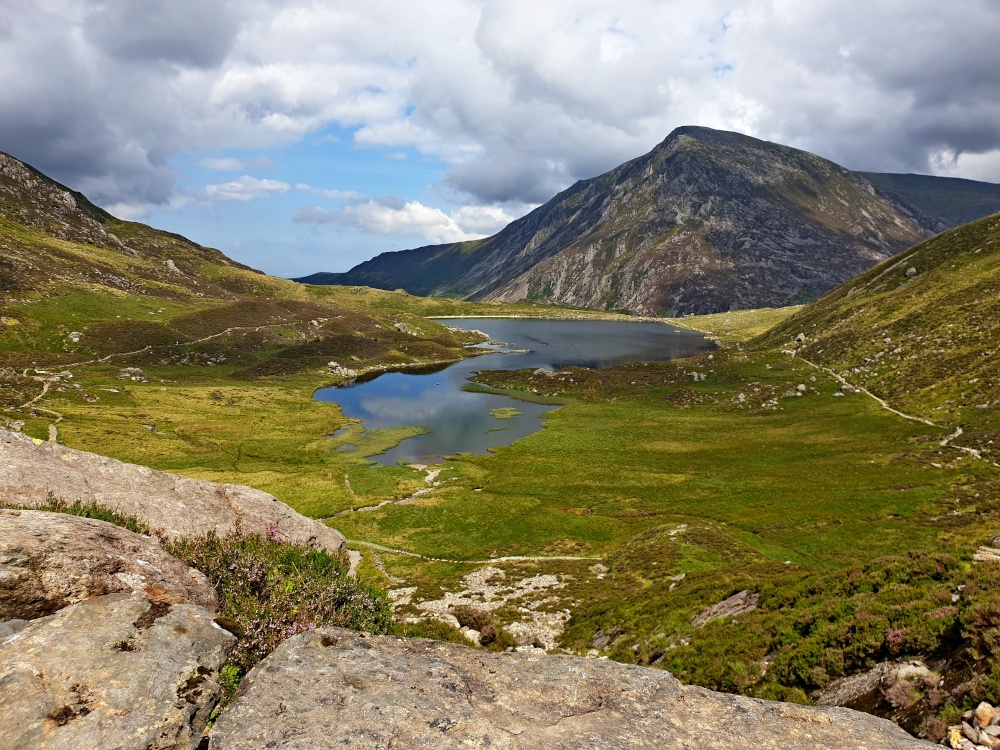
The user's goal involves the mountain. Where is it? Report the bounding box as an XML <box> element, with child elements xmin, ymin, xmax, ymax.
<box><xmin>0</xmin><ymin>150</ymin><xmax>481</xmax><ymax>383</ymax></box>
<box><xmin>291</xmin><ymin>271</ymin><xmax>345</xmax><ymax>285</ymax></box>
<box><xmin>0</xmin><ymin>150</ymin><xmax>288</xmax><ymax>300</ymax></box>
<box><xmin>318</xmin><ymin>127</ymin><xmax>945</xmax><ymax>316</ymax></box>
<box><xmin>756</xmin><ymin>209</ymin><xmax>1000</xmax><ymax>451</ymax></box>
<box><xmin>857</xmin><ymin>172</ymin><xmax>1000</xmax><ymax>229</ymax></box>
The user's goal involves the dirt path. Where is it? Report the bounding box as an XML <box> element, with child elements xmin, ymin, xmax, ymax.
<box><xmin>20</xmin><ymin>377</ymin><xmax>63</xmax><ymax>442</ymax></box>
<box><xmin>322</xmin><ymin>466</ymin><xmax>442</xmax><ymax>521</ymax></box>
<box><xmin>794</xmin><ymin>354</ymin><xmax>992</xmax><ymax>464</ymax></box>
<box><xmin>346</xmin><ymin>538</ymin><xmax>601</xmax><ymax>565</ymax></box>
<box><xmin>68</xmin><ymin>323</ymin><xmax>292</xmax><ymax>367</ymax></box>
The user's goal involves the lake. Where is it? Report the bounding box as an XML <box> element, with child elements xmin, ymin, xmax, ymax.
<box><xmin>314</xmin><ymin>317</ymin><xmax>714</xmax><ymax>465</ymax></box>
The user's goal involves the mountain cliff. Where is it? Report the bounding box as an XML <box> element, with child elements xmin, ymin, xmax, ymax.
<box><xmin>322</xmin><ymin>127</ymin><xmax>944</xmax><ymax>315</ymax></box>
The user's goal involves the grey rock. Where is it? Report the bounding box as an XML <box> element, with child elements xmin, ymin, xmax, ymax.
<box><xmin>211</xmin><ymin>628</ymin><xmax>932</xmax><ymax>749</ymax></box>
<box><xmin>0</xmin><ymin>428</ymin><xmax>345</xmax><ymax>551</ymax></box>
<box><xmin>0</xmin><ymin>594</ymin><xmax>234</xmax><ymax>750</ymax></box>
<box><xmin>817</xmin><ymin>660</ymin><xmax>935</xmax><ymax>726</ymax></box>
<box><xmin>962</xmin><ymin>722</ymin><xmax>979</xmax><ymax>743</ymax></box>
<box><xmin>0</xmin><ymin>619</ymin><xmax>27</xmax><ymax>642</ymax></box>
<box><xmin>906</xmin><ymin>267</ymin><xmax>918</xmax><ymax>277</ymax></box>
<box><xmin>692</xmin><ymin>589</ymin><xmax>760</xmax><ymax>627</ymax></box>
<box><xmin>0</xmin><ymin>509</ymin><xmax>218</xmax><ymax>621</ymax></box>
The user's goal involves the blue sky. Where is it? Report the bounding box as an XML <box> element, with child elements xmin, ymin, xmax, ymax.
<box><xmin>145</xmin><ymin>130</ymin><xmax>474</xmax><ymax>277</ymax></box>
<box><xmin>2</xmin><ymin>1</ymin><xmax>999</xmax><ymax>278</ymax></box>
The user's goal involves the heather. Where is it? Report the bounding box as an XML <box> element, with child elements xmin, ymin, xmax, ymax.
<box><xmin>168</xmin><ymin>525</ymin><xmax>392</xmax><ymax>701</ymax></box>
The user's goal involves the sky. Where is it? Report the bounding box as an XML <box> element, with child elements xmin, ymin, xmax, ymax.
<box><xmin>2</xmin><ymin>1</ymin><xmax>999</xmax><ymax>278</ymax></box>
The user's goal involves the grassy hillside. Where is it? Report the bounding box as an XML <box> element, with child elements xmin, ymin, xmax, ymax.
<box><xmin>757</xmin><ymin>211</ymin><xmax>1000</xmax><ymax>456</ymax></box>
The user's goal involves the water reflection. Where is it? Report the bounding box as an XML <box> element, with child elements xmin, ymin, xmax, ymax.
<box><xmin>314</xmin><ymin>318</ymin><xmax>713</xmax><ymax>464</ymax></box>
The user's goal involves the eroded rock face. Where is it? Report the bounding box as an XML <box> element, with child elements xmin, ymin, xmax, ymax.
<box><xmin>0</xmin><ymin>428</ymin><xmax>345</xmax><ymax>551</ymax></box>
<box><xmin>0</xmin><ymin>509</ymin><xmax>218</xmax><ymax>620</ymax></box>
<box><xmin>0</xmin><ymin>594</ymin><xmax>235</xmax><ymax>750</ymax></box>
<box><xmin>211</xmin><ymin>628</ymin><xmax>932</xmax><ymax>750</ymax></box>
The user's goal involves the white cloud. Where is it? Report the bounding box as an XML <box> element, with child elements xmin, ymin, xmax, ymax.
<box><xmin>295</xmin><ymin>183</ymin><xmax>362</xmax><ymax>200</ymax></box>
<box><xmin>104</xmin><ymin>202</ymin><xmax>150</xmax><ymax>221</ymax></box>
<box><xmin>1</xmin><ymin>0</ymin><xmax>998</xmax><ymax>216</ymax></box>
<box><xmin>293</xmin><ymin>197</ymin><xmax>517</xmax><ymax>244</ymax></box>
<box><xmin>198</xmin><ymin>157</ymin><xmax>245</xmax><ymax>171</ymax></box>
<box><xmin>205</xmin><ymin>175</ymin><xmax>289</xmax><ymax>202</ymax></box>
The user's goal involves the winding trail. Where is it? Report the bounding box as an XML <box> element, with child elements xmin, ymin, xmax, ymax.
<box><xmin>19</xmin><ymin>377</ymin><xmax>63</xmax><ymax>442</ymax></box>
<box><xmin>792</xmin><ymin>353</ymin><xmax>993</xmax><ymax>464</ymax></box>
<box><xmin>346</xmin><ymin>539</ymin><xmax>601</xmax><ymax>565</ymax></box>
<box><xmin>16</xmin><ymin>323</ymin><xmax>307</xmax><ymax>440</ymax></box>
<box><xmin>795</xmin><ymin>354</ymin><xmax>937</xmax><ymax>427</ymax></box>
<box><xmin>321</xmin><ymin>467</ymin><xmax>442</xmax><ymax>521</ymax></box>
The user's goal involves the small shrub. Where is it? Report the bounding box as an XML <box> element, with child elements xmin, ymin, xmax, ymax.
<box><xmin>449</xmin><ymin>605</ymin><xmax>516</xmax><ymax>650</ymax></box>
<box><xmin>169</xmin><ymin>524</ymin><xmax>392</xmax><ymax>701</ymax></box>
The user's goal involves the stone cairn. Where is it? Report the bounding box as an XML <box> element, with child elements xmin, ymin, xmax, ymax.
<box><xmin>943</xmin><ymin>701</ymin><xmax>1000</xmax><ymax>749</ymax></box>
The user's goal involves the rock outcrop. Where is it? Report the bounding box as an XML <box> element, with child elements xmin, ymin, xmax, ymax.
<box><xmin>0</xmin><ymin>594</ymin><xmax>234</xmax><ymax>750</ymax></box>
<box><xmin>210</xmin><ymin>628</ymin><xmax>932</xmax><ymax>749</ymax></box>
<box><xmin>0</xmin><ymin>428</ymin><xmax>345</xmax><ymax>551</ymax></box>
<box><xmin>0</xmin><ymin>509</ymin><xmax>218</xmax><ymax>620</ymax></box>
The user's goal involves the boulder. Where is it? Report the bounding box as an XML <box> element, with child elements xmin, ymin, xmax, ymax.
<box><xmin>0</xmin><ymin>509</ymin><xmax>218</xmax><ymax>621</ymax></box>
<box><xmin>0</xmin><ymin>428</ymin><xmax>345</xmax><ymax>551</ymax></box>
<box><xmin>0</xmin><ymin>594</ymin><xmax>235</xmax><ymax>750</ymax></box>
<box><xmin>210</xmin><ymin>628</ymin><xmax>932</xmax><ymax>749</ymax></box>
<box><xmin>691</xmin><ymin>589</ymin><xmax>760</xmax><ymax>627</ymax></box>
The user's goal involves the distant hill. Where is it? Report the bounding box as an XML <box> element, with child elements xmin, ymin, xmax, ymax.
<box><xmin>0</xmin><ymin>149</ymin><xmax>290</xmax><ymax>301</ymax></box>
<box><xmin>310</xmin><ymin>127</ymin><xmax>944</xmax><ymax>316</ymax></box>
<box><xmin>0</xmin><ymin>150</ymin><xmax>476</xmax><ymax>378</ymax></box>
<box><xmin>291</xmin><ymin>271</ymin><xmax>345</xmax><ymax>285</ymax></box>
<box><xmin>757</xmin><ymin>209</ymin><xmax>1000</xmax><ymax>449</ymax></box>
<box><xmin>858</xmin><ymin>172</ymin><xmax>1000</xmax><ymax>229</ymax></box>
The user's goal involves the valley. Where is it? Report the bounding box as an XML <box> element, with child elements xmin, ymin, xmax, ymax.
<box><xmin>2</xmin><ymin>148</ymin><xmax>999</xmax><ymax>745</ymax></box>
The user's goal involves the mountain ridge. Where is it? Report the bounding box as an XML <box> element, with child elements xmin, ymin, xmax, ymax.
<box><xmin>306</xmin><ymin>127</ymin><xmax>997</xmax><ymax>316</ymax></box>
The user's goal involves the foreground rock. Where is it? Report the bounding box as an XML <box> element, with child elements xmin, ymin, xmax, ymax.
<box><xmin>0</xmin><ymin>428</ymin><xmax>345</xmax><ymax>551</ymax></box>
<box><xmin>0</xmin><ymin>594</ymin><xmax>235</xmax><ymax>750</ymax></box>
<box><xmin>0</xmin><ymin>509</ymin><xmax>218</xmax><ymax>621</ymax></box>
<box><xmin>211</xmin><ymin>629</ymin><xmax>932</xmax><ymax>749</ymax></box>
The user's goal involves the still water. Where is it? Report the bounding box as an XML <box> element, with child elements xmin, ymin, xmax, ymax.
<box><xmin>314</xmin><ymin>318</ymin><xmax>714</xmax><ymax>465</ymax></box>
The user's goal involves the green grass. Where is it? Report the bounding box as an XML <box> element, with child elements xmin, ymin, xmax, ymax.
<box><xmin>489</xmin><ymin>407</ymin><xmax>522</xmax><ymax>419</ymax></box>
<box><xmin>665</xmin><ymin>306</ymin><xmax>803</xmax><ymax>341</ymax></box>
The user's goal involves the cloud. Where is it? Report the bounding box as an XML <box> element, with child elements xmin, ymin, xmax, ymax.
<box><xmin>205</xmin><ymin>175</ymin><xmax>289</xmax><ymax>202</ymax></box>
<box><xmin>82</xmin><ymin>0</ymin><xmax>239</xmax><ymax>69</ymax></box>
<box><xmin>198</xmin><ymin>157</ymin><xmax>246</xmax><ymax>171</ymax></box>
<box><xmin>1</xmin><ymin>0</ymin><xmax>998</xmax><ymax>217</ymax></box>
<box><xmin>295</xmin><ymin>183</ymin><xmax>362</xmax><ymax>200</ymax></box>
<box><xmin>293</xmin><ymin>197</ymin><xmax>517</xmax><ymax>244</ymax></box>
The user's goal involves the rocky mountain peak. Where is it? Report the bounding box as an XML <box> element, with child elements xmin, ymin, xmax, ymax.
<box><xmin>328</xmin><ymin>127</ymin><xmax>942</xmax><ymax>315</ymax></box>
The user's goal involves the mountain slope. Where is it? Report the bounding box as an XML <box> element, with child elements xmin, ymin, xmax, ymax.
<box><xmin>0</xmin><ymin>150</ymin><xmax>490</xmax><ymax>388</ymax></box>
<box><xmin>327</xmin><ymin>127</ymin><xmax>942</xmax><ymax>315</ymax></box>
<box><xmin>757</xmin><ymin>210</ymin><xmax>1000</xmax><ymax>452</ymax></box>
<box><xmin>0</xmin><ymin>150</ymin><xmax>292</xmax><ymax>300</ymax></box>
<box><xmin>858</xmin><ymin>172</ymin><xmax>1000</xmax><ymax>230</ymax></box>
